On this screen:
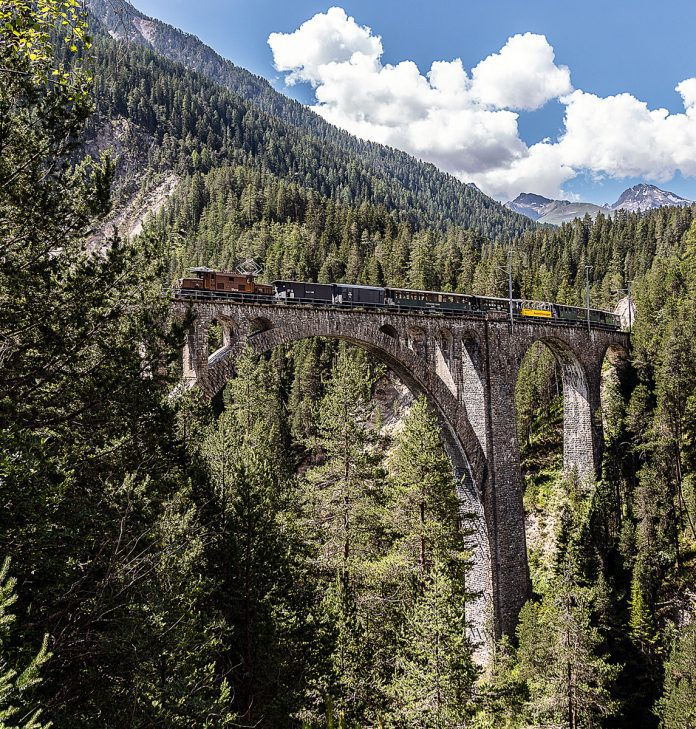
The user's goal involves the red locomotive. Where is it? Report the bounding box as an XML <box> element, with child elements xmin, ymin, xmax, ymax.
<box><xmin>176</xmin><ymin>267</ymin><xmax>272</xmax><ymax>296</ymax></box>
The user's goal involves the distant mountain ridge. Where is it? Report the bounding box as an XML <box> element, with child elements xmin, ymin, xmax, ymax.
<box><xmin>505</xmin><ymin>193</ymin><xmax>608</xmax><ymax>225</ymax></box>
<box><xmin>506</xmin><ymin>184</ymin><xmax>692</xmax><ymax>225</ymax></box>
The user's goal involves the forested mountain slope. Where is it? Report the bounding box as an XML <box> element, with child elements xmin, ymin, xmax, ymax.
<box><xmin>2</xmin><ymin>4</ymin><xmax>696</xmax><ymax>729</ymax></box>
<box><xmin>85</xmin><ymin>0</ymin><xmax>533</xmax><ymax>239</ymax></box>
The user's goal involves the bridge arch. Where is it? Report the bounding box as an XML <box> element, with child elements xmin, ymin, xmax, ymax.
<box><xmin>602</xmin><ymin>340</ymin><xmax>630</xmax><ymax>368</ymax></box>
<box><xmin>174</xmin><ymin>298</ymin><xmax>631</xmax><ymax>661</ymax></box>
<box><xmin>435</xmin><ymin>327</ymin><xmax>456</xmax><ymax>396</ymax></box>
<box><xmin>379</xmin><ymin>323</ymin><xmax>399</xmax><ymax>339</ymax></box>
<box><xmin>239</xmin><ymin>324</ymin><xmax>487</xmax><ymax>484</ymax></box>
<box><xmin>516</xmin><ymin>334</ymin><xmax>595</xmax><ymax>478</ymax></box>
<box><xmin>202</xmin><ymin>317</ymin><xmax>494</xmax><ymax>659</ymax></box>
<box><xmin>598</xmin><ymin>339</ymin><xmax>632</xmax><ymax>445</ymax></box>
<box><xmin>248</xmin><ymin>315</ymin><xmax>274</xmax><ymax>335</ymax></box>
<box><xmin>460</xmin><ymin>330</ymin><xmax>487</xmax><ymax>453</ymax></box>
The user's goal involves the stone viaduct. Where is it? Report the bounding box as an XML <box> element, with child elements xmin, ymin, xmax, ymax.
<box><xmin>173</xmin><ymin>297</ymin><xmax>630</xmax><ymax>660</ymax></box>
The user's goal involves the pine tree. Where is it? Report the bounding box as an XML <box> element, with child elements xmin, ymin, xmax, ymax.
<box><xmin>388</xmin><ymin>560</ymin><xmax>478</xmax><ymax>728</ymax></box>
<box><xmin>300</xmin><ymin>346</ymin><xmax>387</xmax><ymax>724</ymax></box>
<box><xmin>304</xmin><ymin>345</ymin><xmax>383</xmax><ymax>581</ymax></box>
<box><xmin>408</xmin><ymin>231</ymin><xmax>436</xmax><ymax>291</ymax></box>
<box><xmin>387</xmin><ymin>397</ymin><xmax>465</xmax><ymax>577</ymax></box>
<box><xmin>319</xmin><ymin>577</ymin><xmax>376</xmax><ymax>724</ymax></box>
<box><xmin>201</xmin><ymin>359</ymin><xmax>313</xmax><ymax>725</ymax></box>
<box><xmin>116</xmin><ymin>483</ymin><xmax>237</xmax><ymax>727</ymax></box>
<box><xmin>287</xmin><ymin>339</ymin><xmax>323</xmax><ymax>447</ymax></box>
<box><xmin>384</xmin><ymin>397</ymin><xmax>478</xmax><ymax>726</ymax></box>
<box><xmin>656</xmin><ymin>620</ymin><xmax>696</xmax><ymax>729</ymax></box>
<box><xmin>222</xmin><ymin>347</ymin><xmax>287</xmax><ymax>464</ymax></box>
<box><xmin>0</xmin><ymin>557</ymin><xmax>51</xmax><ymax>729</ymax></box>
<box><xmin>471</xmin><ymin>637</ymin><xmax>528</xmax><ymax>729</ymax></box>
<box><xmin>516</xmin><ymin>569</ymin><xmax>619</xmax><ymax>728</ymax></box>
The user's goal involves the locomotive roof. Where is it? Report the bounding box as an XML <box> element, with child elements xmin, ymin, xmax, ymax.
<box><xmin>333</xmin><ymin>283</ymin><xmax>385</xmax><ymax>291</ymax></box>
<box><xmin>189</xmin><ymin>267</ymin><xmax>251</xmax><ymax>276</ymax></box>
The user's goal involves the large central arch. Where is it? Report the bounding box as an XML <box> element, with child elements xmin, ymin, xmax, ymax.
<box><xmin>183</xmin><ymin>303</ymin><xmax>495</xmax><ymax>657</ymax></box>
<box><xmin>248</xmin><ymin>324</ymin><xmax>486</xmax><ymax>480</ymax></box>
<box><xmin>175</xmin><ymin>298</ymin><xmax>632</xmax><ymax>662</ymax></box>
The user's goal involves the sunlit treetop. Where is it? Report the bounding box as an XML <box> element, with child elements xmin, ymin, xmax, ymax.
<box><xmin>0</xmin><ymin>0</ymin><xmax>92</xmax><ymax>91</ymax></box>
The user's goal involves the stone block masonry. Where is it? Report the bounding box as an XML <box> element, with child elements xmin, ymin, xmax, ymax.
<box><xmin>173</xmin><ymin>298</ymin><xmax>630</xmax><ymax>663</ymax></box>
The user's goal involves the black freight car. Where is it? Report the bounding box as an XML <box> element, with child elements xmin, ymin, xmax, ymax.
<box><xmin>273</xmin><ymin>280</ymin><xmax>334</xmax><ymax>303</ymax></box>
<box><xmin>334</xmin><ymin>284</ymin><xmax>385</xmax><ymax>306</ymax></box>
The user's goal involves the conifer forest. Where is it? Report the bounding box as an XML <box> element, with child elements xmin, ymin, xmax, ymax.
<box><xmin>0</xmin><ymin>2</ymin><xmax>695</xmax><ymax>727</ymax></box>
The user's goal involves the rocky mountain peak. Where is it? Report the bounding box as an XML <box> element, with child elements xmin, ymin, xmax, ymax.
<box><xmin>609</xmin><ymin>183</ymin><xmax>691</xmax><ymax>212</ymax></box>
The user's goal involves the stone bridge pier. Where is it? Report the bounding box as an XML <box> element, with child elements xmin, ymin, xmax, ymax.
<box><xmin>174</xmin><ymin>298</ymin><xmax>630</xmax><ymax>661</ymax></box>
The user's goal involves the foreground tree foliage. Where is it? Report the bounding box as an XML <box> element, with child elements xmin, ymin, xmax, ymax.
<box><xmin>0</xmin><ymin>558</ymin><xmax>51</xmax><ymax>729</ymax></box>
<box><xmin>1</xmin><ymin>3</ymin><xmax>233</xmax><ymax>725</ymax></box>
<box><xmin>389</xmin><ymin>560</ymin><xmax>478</xmax><ymax>728</ymax></box>
<box><xmin>657</xmin><ymin>621</ymin><xmax>696</xmax><ymax>729</ymax></box>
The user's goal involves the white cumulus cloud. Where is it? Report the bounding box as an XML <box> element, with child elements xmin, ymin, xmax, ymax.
<box><xmin>268</xmin><ymin>7</ymin><xmax>381</xmax><ymax>86</ymax></box>
<box><xmin>676</xmin><ymin>78</ymin><xmax>696</xmax><ymax>114</ymax></box>
<box><xmin>470</xmin><ymin>32</ymin><xmax>571</xmax><ymax>111</ymax></box>
<box><xmin>269</xmin><ymin>8</ymin><xmax>696</xmax><ymax>201</ymax></box>
<box><xmin>557</xmin><ymin>88</ymin><xmax>696</xmax><ymax>181</ymax></box>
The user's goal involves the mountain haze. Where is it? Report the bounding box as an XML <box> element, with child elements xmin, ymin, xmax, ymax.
<box><xmin>505</xmin><ymin>193</ymin><xmax>609</xmax><ymax>225</ymax></box>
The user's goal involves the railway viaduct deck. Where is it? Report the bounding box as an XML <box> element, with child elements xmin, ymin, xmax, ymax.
<box><xmin>173</xmin><ymin>297</ymin><xmax>630</xmax><ymax>661</ymax></box>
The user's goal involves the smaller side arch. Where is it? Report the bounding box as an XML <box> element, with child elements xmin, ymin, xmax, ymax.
<box><xmin>603</xmin><ymin>341</ymin><xmax>630</xmax><ymax>367</ymax></box>
<box><xmin>461</xmin><ymin>331</ymin><xmax>487</xmax><ymax>453</ymax></box>
<box><xmin>407</xmin><ymin>325</ymin><xmax>427</xmax><ymax>358</ymax></box>
<box><xmin>435</xmin><ymin>327</ymin><xmax>457</xmax><ymax>396</ymax></box>
<box><xmin>380</xmin><ymin>323</ymin><xmax>399</xmax><ymax>339</ymax></box>
<box><xmin>521</xmin><ymin>335</ymin><xmax>596</xmax><ymax>478</ymax></box>
<box><xmin>598</xmin><ymin>339</ymin><xmax>633</xmax><ymax>440</ymax></box>
<box><xmin>436</xmin><ymin>327</ymin><xmax>454</xmax><ymax>366</ymax></box>
<box><xmin>248</xmin><ymin>316</ymin><xmax>274</xmax><ymax>335</ymax></box>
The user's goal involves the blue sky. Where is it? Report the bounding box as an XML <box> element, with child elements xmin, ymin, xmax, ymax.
<box><xmin>131</xmin><ymin>0</ymin><xmax>696</xmax><ymax>204</ymax></box>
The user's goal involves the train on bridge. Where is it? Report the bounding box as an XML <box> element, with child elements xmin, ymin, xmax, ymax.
<box><xmin>174</xmin><ymin>267</ymin><xmax>621</xmax><ymax>329</ymax></box>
